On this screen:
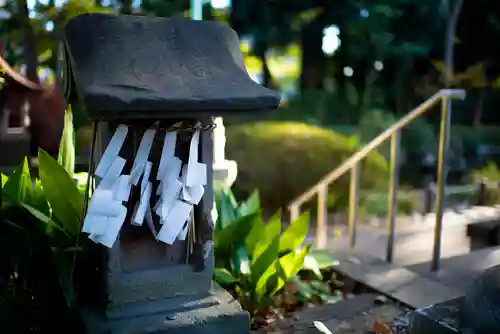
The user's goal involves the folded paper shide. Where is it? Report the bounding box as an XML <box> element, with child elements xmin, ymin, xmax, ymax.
<box><xmin>82</xmin><ymin>123</ymin><xmax>207</xmax><ymax>248</ymax></box>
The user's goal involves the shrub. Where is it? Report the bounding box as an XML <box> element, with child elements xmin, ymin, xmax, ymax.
<box><xmin>469</xmin><ymin>162</ymin><xmax>500</xmax><ymax>205</ymax></box>
<box><xmin>358</xmin><ymin>109</ymin><xmax>397</xmax><ymax>158</ymax></box>
<box><xmin>358</xmin><ymin>191</ymin><xmax>420</xmax><ymax>218</ymax></box>
<box><xmin>213</xmin><ymin>188</ymin><xmax>337</xmax><ymax>320</ymax></box>
<box><xmin>226</xmin><ymin>122</ymin><xmax>389</xmax><ymax>211</ymax></box>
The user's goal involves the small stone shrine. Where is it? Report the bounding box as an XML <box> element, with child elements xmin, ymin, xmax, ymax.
<box><xmin>59</xmin><ymin>13</ymin><xmax>280</xmax><ymax>333</ymax></box>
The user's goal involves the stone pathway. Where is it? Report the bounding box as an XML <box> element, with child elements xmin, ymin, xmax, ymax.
<box><xmin>311</xmin><ymin>206</ymin><xmax>500</xmax><ymax>308</ymax></box>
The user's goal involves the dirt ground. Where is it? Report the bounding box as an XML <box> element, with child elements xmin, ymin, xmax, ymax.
<box><xmin>254</xmin><ymin>293</ymin><xmax>411</xmax><ymax>334</ymax></box>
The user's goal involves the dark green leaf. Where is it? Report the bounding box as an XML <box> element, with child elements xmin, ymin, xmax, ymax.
<box><xmin>38</xmin><ymin>149</ymin><xmax>83</xmax><ymax>237</ymax></box>
<box><xmin>306</xmin><ymin>249</ymin><xmax>338</xmax><ymax>270</ymax></box>
<box><xmin>280</xmin><ymin>211</ymin><xmax>310</xmax><ymax>252</ymax></box>
<box><xmin>58</xmin><ymin>107</ymin><xmax>75</xmax><ymax>176</ymax></box>
<box><xmin>215</xmin><ymin>188</ymin><xmax>238</xmax><ymax>231</ymax></box>
<box><xmin>252</xmin><ymin>210</ymin><xmax>281</xmax><ymax>262</ymax></box>
<box><xmin>21</xmin><ymin>203</ymin><xmax>71</xmax><ymax>239</ymax></box>
<box><xmin>252</xmin><ymin>235</ymin><xmax>280</xmax><ymax>296</ymax></box>
<box><xmin>214</xmin><ymin>268</ymin><xmax>238</xmax><ymax>286</ymax></box>
<box><xmin>214</xmin><ymin>212</ymin><xmax>259</xmax><ymax>257</ymax></box>
<box><xmin>31</xmin><ymin>179</ymin><xmax>50</xmax><ymax>215</ymax></box>
<box><xmin>271</xmin><ymin>246</ymin><xmax>310</xmax><ymax>296</ymax></box>
<box><xmin>231</xmin><ymin>246</ymin><xmax>250</xmax><ymax>276</ymax></box>
<box><xmin>310</xmin><ymin>280</ymin><xmax>331</xmax><ymax>294</ymax></box>
<box><xmin>244</xmin><ymin>214</ymin><xmax>264</xmax><ymax>256</ymax></box>
<box><xmin>238</xmin><ymin>189</ymin><xmax>260</xmax><ymax>217</ymax></box>
<box><xmin>2</xmin><ymin>158</ymin><xmax>32</xmax><ymax>204</ymax></box>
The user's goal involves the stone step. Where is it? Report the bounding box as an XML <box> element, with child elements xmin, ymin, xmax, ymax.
<box><xmin>331</xmin><ymin>250</ymin><xmax>463</xmax><ymax>309</ymax></box>
<box><xmin>82</xmin><ymin>284</ymin><xmax>250</xmax><ymax>334</ymax></box>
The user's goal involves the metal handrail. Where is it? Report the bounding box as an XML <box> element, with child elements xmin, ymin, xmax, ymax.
<box><xmin>288</xmin><ymin>88</ymin><xmax>466</xmax><ymax>271</ymax></box>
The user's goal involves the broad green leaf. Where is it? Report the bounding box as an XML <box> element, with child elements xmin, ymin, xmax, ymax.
<box><xmin>280</xmin><ymin>211</ymin><xmax>310</xmax><ymax>252</ymax></box>
<box><xmin>1</xmin><ymin>173</ymin><xmax>7</xmax><ymax>187</ymax></box>
<box><xmin>270</xmin><ymin>246</ymin><xmax>310</xmax><ymax>296</ymax></box>
<box><xmin>58</xmin><ymin>106</ymin><xmax>75</xmax><ymax>176</ymax></box>
<box><xmin>279</xmin><ymin>245</ymin><xmax>310</xmax><ymax>280</ymax></box>
<box><xmin>306</xmin><ymin>249</ymin><xmax>338</xmax><ymax>270</ymax></box>
<box><xmin>231</xmin><ymin>246</ymin><xmax>250</xmax><ymax>276</ymax></box>
<box><xmin>214</xmin><ymin>213</ymin><xmax>259</xmax><ymax>257</ymax></box>
<box><xmin>251</xmin><ymin>235</ymin><xmax>279</xmax><ymax>288</ymax></box>
<box><xmin>255</xmin><ymin>266</ymin><xmax>277</xmax><ymax>298</ymax></box>
<box><xmin>303</xmin><ymin>254</ymin><xmax>323</xmax><ymax>279</ymax></box>
<box><xmin>2</xmin><ymin>158</ymin><xmax>32</xmax><ymax>204</ymax></box>
<box><xmin>215</xmin><ymin>188</ymin><xmax>238</xmax><ymax>231</ymax></box>
<box><xmin>289</xmin><ymin>276</ymin><xmax>314</xmax><ymax>299</ymax></box>
<box><xmin>38</xmin><ymin>149</ymin><xmax>83</xmax><ymax>237</ymax></box>
<box><xmin>310</xmin><ymin>280</ymin><xmax>330</xmax><ymax>294</ymax></box>
<box><xmin>238</xmin><ymin>189</ymin><xmax>260</xmax><ymax>217</ymax></box>
<box><xmin>21</xmin><ymin>203</ymin><xmax>70</xmax><ymax>239</ymax></box>
<box><xmin>214</xmin><ymin>268</ymin><xmax>238</xmax><ymax>286</ymax></box>
<box><xmin>244</xmin><ymin>214</ymin><xmax>264</xmax><ymax>256</ymax></box>
<box><xmin>252</xmin><ymin>210</ymin><xmax>281</xmax><ymax>263</ymax></box>
<box><xmin>31</xmin><ymin>179</ymin><xmax>50</xmax><ymax>216</ymax></box>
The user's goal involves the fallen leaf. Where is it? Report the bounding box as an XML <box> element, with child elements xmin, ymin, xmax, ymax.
<box><xmin>373</xmin><ymin>319</ymin><xmax>393</xmax><ymax>334</ymax></box>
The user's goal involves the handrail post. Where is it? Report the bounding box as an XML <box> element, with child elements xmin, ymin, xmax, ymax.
<box><xmin>386</xmin><ymin>131</ymin><xmax>401</xmax><ymax>263</ymax></box>
<box><xmin>290</xmin><ymin>205</ymin><xmax>299</xmax><ymax>223</ymax></box>
<box><xmin>317</xmin><ymin>186</ymin><xmax>328</xmax><ymax>249</ymax></box>
<box><xmin>432</xmin><ymin>95</ymin><xmax>452</xmax><ymax>271</ymax></box>
<box><xmin>348</xmin><ymin>163</ymin><xmax>361</xmax><ymax>247</ymax></box>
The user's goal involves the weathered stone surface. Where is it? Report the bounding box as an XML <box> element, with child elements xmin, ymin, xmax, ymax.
<box><xmin>61</xmin><ymin>14</ymin><xmax>281</xmax><ymax>119</ymax></box>
<box><xmin>462</xmin><ymin>264</ymin><xmax>500</xmax><ymax>333</ymax></box>
<box><xmin>409</xmin><ymin>298</ymin><xmax>461</xmax><ymax>334</ymax></box>
<box><xmin>330</xmin><ymin>251</ymin><xmax>462</xmax><ymax>308</ymax></box>
<box><xmin>83</xmin><ymin>283</ymin><xmax>249</xmax><ymax>334</ymax></box>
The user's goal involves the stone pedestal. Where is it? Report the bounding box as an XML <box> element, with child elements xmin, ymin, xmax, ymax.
<box><xmin>83</xmin><ymin>283</ymin><xmax>249</xmax><ymax>334</ymax></box>
<box><xmin>409</xmin><ymin>265</ymin><xmax>500</xmax><ymax>334</ymax></box>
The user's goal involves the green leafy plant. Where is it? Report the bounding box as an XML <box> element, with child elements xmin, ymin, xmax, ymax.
<box><xmin>469</xmin><ymin>162</ymin><xmax>500</xmax><ymax>205</ymax></box>
<box><xmin>213</xmin><ymin>188</ymin><xmax>337</xmax><ymax>318</ymax></box>
<box><xmin>0</xmin><ymin>110</ymin><xmax>99</xmax><ymax>332</ymax></box>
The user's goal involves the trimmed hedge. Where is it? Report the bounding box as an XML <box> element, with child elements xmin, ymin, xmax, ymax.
<box><xmin>226</xmin><ymin>121</ymin><xmax>389</xmax><ymax>211</ymax></box>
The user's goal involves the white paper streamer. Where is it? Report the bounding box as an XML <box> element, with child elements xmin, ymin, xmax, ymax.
<box><xmin>157</xmin><ymin>132</ymin><xmax>178</xmax><ymax>180</ymax></box>
<box><xmin>156</xmin><ymin>200</ymin><xmax>193</xmax><ymax>244</ymax></box>
<box><xmin>132</xmin><ymin>181</ymin><xmax>152</xmax><ymax>226</ymax></box>
<box><xmin>95</xmin><ymin>125</ymin><xmax>128</xmax><ymax>178</ymax></box>
<box><xmin>185</xmin><ymin>129</ymin><xmax>207</xmax><ymax>187</ymax></box>
<box><xmin>82</xmin><ymin>123</ymin><xmax>209</xmax><ymax>248</ymax></box>
<box><xmin>130</xmin><ymin>128</ymin><xmax>156</xmax><ymax>185</ymax></box>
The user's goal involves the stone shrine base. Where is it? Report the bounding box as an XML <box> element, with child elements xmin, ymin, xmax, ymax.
<box><xmin>83</xmin><ymin>283</ymin><xmax>250</xmax><ymax>334</ymax></box>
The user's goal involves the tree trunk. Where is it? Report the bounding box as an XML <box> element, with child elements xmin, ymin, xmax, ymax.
<box><xmin>361</xmin><ymin>68</ymin><xmax>378</xmax><ymax>111</ymax></box>
<box><xmin>443</xmin><ymin>0</ymin><xmax>464</xmax><ymax>88</ymax></box>
<box><xmin>120</xmin><ymin>0</ymin><xmax>133</xmax><ymax>14</ymax></box>
<box><xmin>473</xmin><ymin>89</ymin><xmax>485</xmax><ymax>128</ymax></box>
<box><xmin>17</xmin><ymin>0</ymin><xmax>39</xmax><ymax>83</ymax></box>
<box><xmin>255</xmin><ymin>46</ymin><xmax>274</xmax><ymax>89</ymax></box>
<box><xmin>299</xmin><ymin>18</ymin><xmax>326</xmax><ymax>91</ymax></box>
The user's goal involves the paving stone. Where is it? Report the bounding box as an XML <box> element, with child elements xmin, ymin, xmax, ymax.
<box><xmin>391</xmin><ymin>277</ymin><xmax>461</xmax><ymax>309</ymax></box>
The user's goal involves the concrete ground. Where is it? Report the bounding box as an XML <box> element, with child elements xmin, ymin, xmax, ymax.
<box><xmin>307</xmin><ymin>206</ymin><xmax>500</xmax><ymax>308</ymax></box>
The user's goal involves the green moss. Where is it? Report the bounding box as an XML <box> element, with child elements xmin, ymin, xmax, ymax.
<box><xmin>226</xmin><ymin>121</ymin><xmax>389</xmax><ymax>211</ymax></box>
